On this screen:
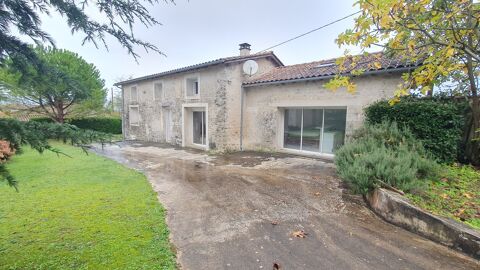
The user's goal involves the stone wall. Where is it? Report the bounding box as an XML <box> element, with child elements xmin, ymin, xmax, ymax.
<box><xmin>121</xmin><ymin>57</ymin><xmax>279</xmax><ymax>150</ymax></box>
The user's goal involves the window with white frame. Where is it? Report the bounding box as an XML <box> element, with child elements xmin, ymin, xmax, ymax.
<box><xmin>185</xmin><ymin>77</ymin><xmax>199</xmax><ymax>98</ymax></box>
<box><xmin>154</xmin><ymin>82</ymin><xmax>163</xmax><ymax>101</ymax></box>
<box><xmin>129</xmin><ymin>106</ymin><xmax>140</xmax><ymax>126</ymax></box>
<box><xmin>130</xmin><ymin>86</ymin><xmax>138</xmax><ymax>102</ymax></box>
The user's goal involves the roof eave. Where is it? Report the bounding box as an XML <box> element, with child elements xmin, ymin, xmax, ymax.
<box><xmin>114</xmin><ymin>59</ymin><xmax>226</xmax><ymax>86</ymax></box>
<box><xmin>242</xmin><ymin>66</ymin><xmax>418</xmax><ymax>88</ymax></box>
<box><xmin>114</xmin><ymin>52</ymin><xmax>284</xmax><ymax>87</ymax></box>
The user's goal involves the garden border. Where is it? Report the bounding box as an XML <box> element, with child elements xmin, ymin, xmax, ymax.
<box><xmin>365</xmin><ymin>188</ymin><xmax>480</xmax><ymax>259</ymax></box>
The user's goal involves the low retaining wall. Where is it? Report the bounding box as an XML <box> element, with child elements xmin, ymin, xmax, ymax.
<box><xmin>365</xmin><ymin>188</ymin><xmax>480</xmax><ymax>259</ymax></box>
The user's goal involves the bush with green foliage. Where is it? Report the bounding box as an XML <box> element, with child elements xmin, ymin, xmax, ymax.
<box><xmin>335</xmin><ymin>121</ymin><xmax>439</xmax><ymax>195</ymax></box>
<box><xmin>31</xmin><ymin>117</ymin><xmax>122</xmax><ymax>134</ymax></box>
<box><xmin>68</xmin><ymin>118</ymin><xmax>122</xmax><ymax>134</ymax></box>
<box><xmin>365</xmin><ymin>97</ymin><xmax>467</xmax><ymax>163</ymax></box>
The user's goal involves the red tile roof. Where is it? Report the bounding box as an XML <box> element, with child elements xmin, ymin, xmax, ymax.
<box><xmin>243</xmin><ymin>52</ymin><xmax>421</xmax><ymax>86</ymax></box>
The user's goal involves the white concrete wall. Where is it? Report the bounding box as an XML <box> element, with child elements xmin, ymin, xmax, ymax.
<box><xmin>242</xmin><ymin>74</ymin><xmax>403</xmax><ymax>151</ymax></box>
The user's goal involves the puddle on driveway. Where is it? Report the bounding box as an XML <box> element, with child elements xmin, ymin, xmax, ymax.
<box><xmin>93</xmin><ymin>142</ymin><xmax>479</xmax><ymax>270</ymax></box>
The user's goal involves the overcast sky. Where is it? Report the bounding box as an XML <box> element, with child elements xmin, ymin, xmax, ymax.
<box><xmin>39</xmin><ymin>0</ymin><xmax>359</xmax><ymax>89</ymax></box>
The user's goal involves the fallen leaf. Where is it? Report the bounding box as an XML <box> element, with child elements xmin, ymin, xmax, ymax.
<box><xmin>292</xmin><ymin>230</ymin><xmax>308</xmax><ymax>238</ymax></box>
<box><xmin>464</xmin><ymin>193</ymin><xmax>473</xmax><ymax>199</ymax></box>
<box><xmin>314</xmin><ymin>192</ymin><xmax>321</xmax><ymax>196</ymax></box>
<box><xmin>454</xmin><ymin>208</ymin><xmax>466</xmax><ymax>218</ymax></box>
<box><xmin>440</xmin><ymin>193</ymin><xmax>449</xmax><ymax>199</ymax></box>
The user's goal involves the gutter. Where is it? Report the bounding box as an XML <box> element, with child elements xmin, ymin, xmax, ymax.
<box><xmin>242</xmin><ymin>66</ymin><xmax>417</xmax><ymax>88</ymax></box>
<box><xmin>120</xmin><ymin>86</ymin><xmax>125</xmax><ymax>141</ymax></box>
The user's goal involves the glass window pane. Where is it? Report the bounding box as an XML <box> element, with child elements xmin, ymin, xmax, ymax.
<box><xmin>193</xmin><ymin>111</ymin><xmax>206</xmax><ymax>145</ymax></box>
<box><xmin>284</xmin><ymin>109</ymin><xmax>302</xmax><ymax>150</ymax></box>
<box><xmin>302</xmin><ymin>109</ymin><xmax>323</xmax><ymax>152</ymax></box>
<box><xmin>186</xmin><ymin>78</ymin><xmax>199</xmax><ymax>97</ymax></box>
<box><xmin>322</xmin><ymin>109</ymin><xmax>347</xmax><ymax>154</ymax></box>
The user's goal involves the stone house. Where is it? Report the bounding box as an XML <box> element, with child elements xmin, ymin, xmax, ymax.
<box><xmin>116</xmin><ymin>43</ymin><xmax>419</xmax><ymax>158</ymax></box>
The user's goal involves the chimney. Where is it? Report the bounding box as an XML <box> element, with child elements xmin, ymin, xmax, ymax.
<box><xmin>239</xmin><ymin>43</ymin><xmax>251</xmax><ymax>56</ymax></box>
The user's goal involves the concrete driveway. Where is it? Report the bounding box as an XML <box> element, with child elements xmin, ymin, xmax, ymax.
<box><xmin>94</xmin><ymin>142</ymin><xmax>478</xmax><ymax>270</ymax></box>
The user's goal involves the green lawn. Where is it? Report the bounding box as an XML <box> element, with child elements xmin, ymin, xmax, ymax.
<box><xmin>406</xmin><ymin>164</ymin><xmax>480</xmax><ymax>229</ymax></box>
<box><xmin>0</xmin><ymin>143</ymin><xmax>176</xmax><ymax>270</ymax></box>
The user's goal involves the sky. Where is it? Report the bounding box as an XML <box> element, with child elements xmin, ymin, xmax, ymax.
<box><xmin>39</xmin><ymin>0</ymin><xmax>360</xmax><ymax>90</ymax></box>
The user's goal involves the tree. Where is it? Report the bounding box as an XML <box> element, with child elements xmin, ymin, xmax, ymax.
<box><xmin>0</xmin><ymin>1</ymin><xmax>168</xmax><ymax>190</ymax></box>
<box><xmin>0</xmin><ymin>0</ymin><xmax>172</xmax><ymax>64</ymax></box>
<box><xmin>327</xmin><ymin>0</ymin><xmax>480</xmax><ymax>163</ymax></box>
<box><xmin>0</xmin><ymin>46</ymin><xmax>106</xmax><ymax>123</ymax></box>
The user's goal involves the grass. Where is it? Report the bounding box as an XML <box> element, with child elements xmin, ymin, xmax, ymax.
<box><xmin>0</xmin><ymin>143</ymin><xmax>176</xmax><ymax>270</ymax></box>
<box><xmin>406</xmin><ymin>164</ymin><xmax>480</xmax><ymax>230</ymax></box>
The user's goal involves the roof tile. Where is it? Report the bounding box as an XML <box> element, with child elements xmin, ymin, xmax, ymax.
<box><xmin>243</xmin><ymin>52</ymin><xmax>421</xmax><ymax>86</ymax></box>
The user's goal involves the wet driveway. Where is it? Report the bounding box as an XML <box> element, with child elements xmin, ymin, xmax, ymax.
<box><xmin>93</xmin><ymin>142</ymin><xmax>478</xmax><ymax>270</ymax></box>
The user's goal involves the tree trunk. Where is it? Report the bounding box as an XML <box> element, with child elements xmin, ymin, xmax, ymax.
<box><xmin>464</xmin><ymin>51</ymin><xmax>480</xmax><ymax>165</ymax></box>
<box><xmin>467</xmin><ymin>96</ymin><xmax>480</xmax><ymax>165</ymax></box>
<box><xmin>54</xmin><ymin>100</ymin><xmax>65</xmax><ymax>123</ymax></box>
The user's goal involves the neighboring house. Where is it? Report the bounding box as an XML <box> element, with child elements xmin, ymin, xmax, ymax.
<box><xmin>116</xmin><ymin>43</ymin><xmax>419</xmax><ymax>158</ymax></box>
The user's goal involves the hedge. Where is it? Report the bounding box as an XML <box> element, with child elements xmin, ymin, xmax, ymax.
<box><xmin>31</xmin><ymin>117</ymin><xmax>122</xmax><ymax>134</ymax></box>
<box><xmin>364</xmin><ymin>97</ymin><xmax>468</xmax><ymax>163</ymax></box>
<box><xmin>68</xmin><ymin>118</ymin><xmax>122</xmax><ymax>134</ymax></box>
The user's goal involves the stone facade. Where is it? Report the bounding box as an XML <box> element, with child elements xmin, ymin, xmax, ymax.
<box><xmin>121</xmin><ymin>56</ymin><xmax>278</xmax><ymax>150</ymax></box>
<box><xmin>120</xmin><ymin>47</ymin><xmax>406</xmax><ymax>156</ymax></box>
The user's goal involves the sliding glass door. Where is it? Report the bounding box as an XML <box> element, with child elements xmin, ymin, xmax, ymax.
<box><xmin>284</xmin><ymin>109</ymin><xmax>302</xmax><ymax>150</ymax></box>
<box><xmin>283</xmin><ymin>108</ymin><xmax>346</xmax><ymax>154</ymax></box>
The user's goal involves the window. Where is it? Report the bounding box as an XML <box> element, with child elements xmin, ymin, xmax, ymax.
<box><xmin>186</xmin><ymin>77</ymin><xmax>199</xmax><ymax>98</ymax></box>
<box><xmin>130</xmin><ymin>86</ymin><xmax>138</xmax><ymax>102</ymax></box>
<box><xmin>129</xmin><ymin>106</ymin><xmax>140</xmax><ymax>126</ymax></box>
<box><xmin>154</xmin><ymin>82</ymin><xmax>163</xmax><ymax>100</ymax></box>
<box><xmin>283</xmin><ymin>108</ymin><xmax>346</xmax><ymax>154</ymax></box>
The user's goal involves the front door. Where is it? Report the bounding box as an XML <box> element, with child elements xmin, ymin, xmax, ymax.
<box><xmin>192</xmin><ymin>111</ymin><xmax>206</xmax><ymax>145</ymax></box>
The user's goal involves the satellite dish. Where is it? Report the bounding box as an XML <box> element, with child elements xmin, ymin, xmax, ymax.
<box><xmin>243</xmin><ymin>60</ymin><xmax>259</xmax><ymax>76</ymax></box>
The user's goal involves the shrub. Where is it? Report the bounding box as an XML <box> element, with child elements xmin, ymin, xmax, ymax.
<box><xmin>335</xmin><ymin>121</ymin><xmax>439</xmax><ymax>195</ymax></box>
<box><xmin>68</xmin><ymin>117</ymin><xmax>122</xmax><ymax>134</ymax></box>
<box><xmin>365</xmin><ymin>97</ymin><xmax>467</xmax><ymax>163</ymax></box>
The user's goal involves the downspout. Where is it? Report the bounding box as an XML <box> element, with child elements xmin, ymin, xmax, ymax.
<box><xmin>240</xmin><ymin>85</ymin><xmax>245</xmax><ymax>151</ymax></box>
<box><xmin>120</xmin><ymin>86</ymin><xmax>125</xmax><ymax>141</ymax></box>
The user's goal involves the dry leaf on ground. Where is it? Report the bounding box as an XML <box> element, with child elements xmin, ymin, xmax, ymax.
<box><xmin>292</xmin><ymin>230</ymin><xmax>308</xmax><ymax>238</ymax></box>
